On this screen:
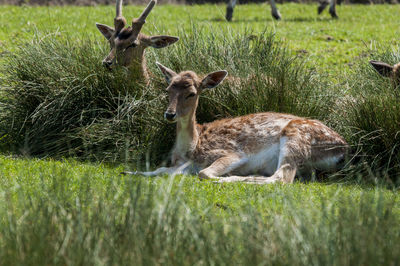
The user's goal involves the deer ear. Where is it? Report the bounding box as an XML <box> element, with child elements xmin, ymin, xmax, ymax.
<box><xmin>96</xmin><ymin>23</ymin><xmax>115</xmax><ymax>40</ymax></box>
<box><xmin>370</xmin><ymin>60</ymin><xmax>394</xmax><ymax>77</ymax></box>
<box><xmin>200</xmin><ymin>71</ymin><xmax>228</xmax><ymax>90</ymax></box>
<box><xmin>145</xmin><ymin>35</ymin><xmax>179</xmax><ymax>48</ymax></box>
<box><xmin>156</xmin><ymin>62</ymin><xmax>177</xmax><ymax>84</ymax></box>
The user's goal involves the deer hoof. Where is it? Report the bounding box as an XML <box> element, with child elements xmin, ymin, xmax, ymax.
<box><xmin>226</xmin><ymin>7</ymin><xmax>233</xmax><ymax>21</ymax></box>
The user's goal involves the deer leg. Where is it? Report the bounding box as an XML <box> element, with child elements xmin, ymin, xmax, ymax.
<box><xmin>317</xmin><ymin>0</ymin><xmax>329</xmax><ymax>14</ymax></box>
<box><xmin>270</xmin><ymin>0</ymin><xmax>281</xmax><ymax>20</ymax></box>
<box><xmin>122</xmin><ymin>167</ymin><xmax>173</xmax><ymax>177</ymax></box>
<box><xmin>122</xmin><ymin>161</ymin><xmax>192</xmax><ymax>177</ymax></box>
<box><xmin>215</xmin><ymin>164</ymin><xmax>296</xmax><ymax>185</ymax></box>
<box><xmin>269</xmin><ymin>135</ymin><xmax>311</xmax><ymax>184</ymax></box>
<box><xmin>219</xmin><ymin>158</ymin><xmax>298</xmax><ymax>185</ymax></box>
<box><xmin>215</xmin><ymin>175</ymin><xmax>279</xmax><ymax>184</ymax></box>
<box><xmin>217</xmin><ymin>134</ymin><xmax>311</xmax><ymax>185</ymax></box>
<box><xmin>198</xmin><ymin>154</ymin><xmax>244</xmax><ymax>180</ymax></box>
<box><xmin>329</xmin><ymin>0</ymin><xmax>338</xmax><ymax>18</ymax></box>
<box><xmin>201</xmin><ymin>154</ymin><xmax>280</xmax><ymax>184</ymax></box>
<box><xmin>226</xmin><ymin>0</ymin><xmax>237</xmax><ymax>21</ymax></box>
<box><xmin>269</xmin><ymin>163</ymin><xmax>298</xmax><ymax>183</ymax></box>
<box><xmin>220</xmin><ymin>135</ymin><xmax>305</xmax><ymax>184</ymax></box>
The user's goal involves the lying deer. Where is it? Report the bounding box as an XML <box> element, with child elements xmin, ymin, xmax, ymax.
<box><xmin>96</xmin><ymin>0</ymin><xmax>179</xmax><ymax>82</ymax></box>
<box><xmin>370</xmin><ymin>60</ymin><xmax>400</xmax><ymax>87</ymax></box>
<box><xmin>124</xmin><ymin>63</ymin><xmax>349</xmax><ymax>184</ymax></box>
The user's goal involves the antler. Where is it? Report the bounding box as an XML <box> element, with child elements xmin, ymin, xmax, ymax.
<box><xmin>131</xmin><ymin>0</ymin><xmax>157</xmax><ymax>36</ymax></box>
<box><xmin>116</xmin><ymin>0</ymin><xmax>123</xmax><ymax>17</ymax></box>
<box><xmin>114</xmin><ymin>0</ymin><xmax>127</xmax><ymax>33</ymax></box>
<box><xmin>137</xmin><ymin>0</ymin><xmax>156</xmax><ymax>22</ymax></box>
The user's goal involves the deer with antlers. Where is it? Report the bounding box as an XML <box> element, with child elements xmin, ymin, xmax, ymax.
<box><xmin>96</xmin><ymin>0</ymin><xmax>179</xmax><ymax>82</ymax></box>
<box><xmin>124</xmin><ymin>63</ymin><xmax>349</xmax><ymax>184</ymax></box>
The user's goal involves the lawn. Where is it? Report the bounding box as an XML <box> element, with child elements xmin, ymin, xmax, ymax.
<box><xmin>1</xmin><ymin>3</ymin><xmax>400</xmax><ymax>74</ymax></box>
<box><xmin>0</xmin><ymin>3</ymin><xmax>400</xmax><ymax>265</ymax></box>
<box><xmin>0</xmin><ymin>155</ymin><xmax>399</xmax><ymax>265</ymax></box>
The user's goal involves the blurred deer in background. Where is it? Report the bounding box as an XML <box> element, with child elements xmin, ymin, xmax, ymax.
<box><xmin>124</xmin><ymin>63</ymin><xmax>349</xmax><ymax>184</ymax></box>
<box><xmin>226</xmin><ymin>0</ymin><xmax>338</xmax><ymax>21</ymax></box>
<box><xmin>370</xmin><ymin>60</ymin><xmax>400</xmax><ymax>87</ymax></box>
<box><xmin>96</xmin><ymin>0</ymin><xmax>179</xmax><ymax>82</ymax></box>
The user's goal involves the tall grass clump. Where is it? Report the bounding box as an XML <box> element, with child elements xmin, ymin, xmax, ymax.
<box><xmin>0</xmin><ymin>157</ymin><xmax>399</xmax><ymax>265</ymax></box>
<box><xmin>338</xmin><ymin>47</ymin><xmax>400</xmax><ymax>183</ymax></box>
<box><xmin>0</xmin><ymin>33</ymin><xmax>160</xmax><ymax>162</ymax></box>
<box><xmin>0</xmin><ymin>26</ymin><xmax>334</xmax><ymax>165</ymax></box>
<box><xmin>149</xmin><ymin>26</ymin><xmax>333</xmax><ymax>121</ymax></box>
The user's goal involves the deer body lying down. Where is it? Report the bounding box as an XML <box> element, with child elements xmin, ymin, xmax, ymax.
<box><xmin>125</xmin><ymin>63</ymin><xmax>349</xmax><ymax>184</ymax></box>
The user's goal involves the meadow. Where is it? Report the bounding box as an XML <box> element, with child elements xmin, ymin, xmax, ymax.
<box><xmin>0</xmin><ymin>3</ymin><xmax>400</xmax><ymax>265</ymax></box>
<box><xmin>1</xmin><ymin>3</ymin><xmax>400</xmax><ymax>73</ymax></box>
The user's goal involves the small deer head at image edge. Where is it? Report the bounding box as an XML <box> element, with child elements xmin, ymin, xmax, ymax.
<box><xmin>96</xmin><ymin>0</ymin><xmax>179</xmax><ymax>80</ymax></box>
<box><xmin>370</xmin><ymin>60</ymin><xmax>400</xmax><ymax>87</ymax></box>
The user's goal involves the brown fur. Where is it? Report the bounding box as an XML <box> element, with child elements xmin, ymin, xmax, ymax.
<box><xmin>128</xmin><ymin>64</ymin><xmax>349</xmax><ymax>185</ymax></box>
<box><xmin>370</xmin><ymin>60</ymin><xmax>400</xmax><ymax>87</ymax></box>
<box><xmin>393</xmin><ymin>63</ymin><xmax>400</xmax><ymax>85</ymax></box>
<box><xmin>96</xmin><ymin>0</ymin><xmax>178</xmax><ymax>83</ymax></box>
<box><xmin>190</xmin><ymin>113</ymin><xmax>347</xmax><ymax>171</ymax></box>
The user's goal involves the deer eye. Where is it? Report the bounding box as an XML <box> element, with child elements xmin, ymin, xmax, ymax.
<box><xmin>186</xmin><ymin>93</ymin><xmax>196</xmax><ymax>99</ymax></box>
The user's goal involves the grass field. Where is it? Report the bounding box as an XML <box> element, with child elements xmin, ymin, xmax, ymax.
<box><xmin>1</xmin><ymin>155</ymin><xmax>399</xmax><ymax>265</ymax></box>
<box><xmin>1</xmin><ymin>4</ymin><xmax>400</xmax><ymax>74</ymax></box>
<box><xmin>1</xmin><ymin>3</ymin><xmax>400</xmax><ymax>265</ymax></box>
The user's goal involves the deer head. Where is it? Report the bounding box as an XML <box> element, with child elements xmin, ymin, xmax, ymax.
<box><xmin>370</xmin><ymin>60</ymin><xmax>400</xmax><ymax>87</ymax></box>
<box><xmin>96</xmin><ymin>0</ymin><xmax>179</xmax><ymax>69</ymax></box>
<box><xmin>156</xmin><ymin>62</ymin><xmax>228</xmax><ymax>123</ymax></box>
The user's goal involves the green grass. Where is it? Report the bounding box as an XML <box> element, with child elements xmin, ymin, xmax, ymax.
<box><xmin>0</xmin><ymin>26</ymin><xmax>333</xmax><ymax>164</ymax></box>
<box><xmin>0</xmin><ymin>155</ymin><xmax>399</xmax><ymax>265</ymax></box>
<box><xmin>2</xmin><ymin>13</ymin><xmax>400</xmax><ymax>176</ymax></box>
<box><xmin>1</xmin><ymin>4</ymin><xmax>400</xmax><ymax>264</ymax></box>
<box><xmin>1</xmin><ymin>3</ymin><xmax>400</xmax><ymax>75</ymax></box>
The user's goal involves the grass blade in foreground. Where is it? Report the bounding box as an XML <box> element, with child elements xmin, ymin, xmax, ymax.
<box><xmin>0</xmin><ymin>156</ymin><xmax>399</xmax><ymax>265</ymax></box>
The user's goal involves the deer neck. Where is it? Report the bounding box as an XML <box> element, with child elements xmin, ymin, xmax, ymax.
<box><xmin>128</xmin><ymin>49</ymin><xmax>150</xmax><ymax>83</ymax></box>
<box><xmin>175</xmin><ymin>108</ymin><xmax>198</xmax><ymax>158</ymax></box>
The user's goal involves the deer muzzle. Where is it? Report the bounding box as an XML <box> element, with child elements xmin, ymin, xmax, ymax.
<box><xmin>164</xmin><ymin>112</ymin><xmax>177</xmax><ymax>122</ymax></box>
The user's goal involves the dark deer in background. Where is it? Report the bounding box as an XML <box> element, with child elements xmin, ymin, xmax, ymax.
<box><xmin>226</xmin><ymin>0</ymin><xmax>338</xmax><ymax>21</ymax></box>
<box><xmin>96</xmin><ymin>0</ymin><xmax>179</xmax><ymax>82</ymax></box>
<box><xmin>370</xmin><ymin>60</ymin><xmax>400</xmax><ymax>87</ymax></box>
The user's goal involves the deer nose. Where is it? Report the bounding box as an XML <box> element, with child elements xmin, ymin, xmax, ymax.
<box><xmin>164</xmin><ymin>112</ymin><xmax>177</xmax><ymax>122</ymax></box>
<box><xmin>102</xmin><ymin>60</ymin><xmax>113</xmax><ymax>69</ymax></box>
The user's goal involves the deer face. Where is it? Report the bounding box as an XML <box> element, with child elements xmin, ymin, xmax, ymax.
<box><xmin>370</xmin><ymin>60</ymin><xmax>400</xmax><ymax>87</ymax></box>
<box><xmin>156</xmin><ymin>62</ymin><xmax>228</xmax><ymax>123</ymax></box>
<box><xmin>96</xmin><ymin>0</ymin><xmax>178</xmax><ymax>69</ymax></box>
